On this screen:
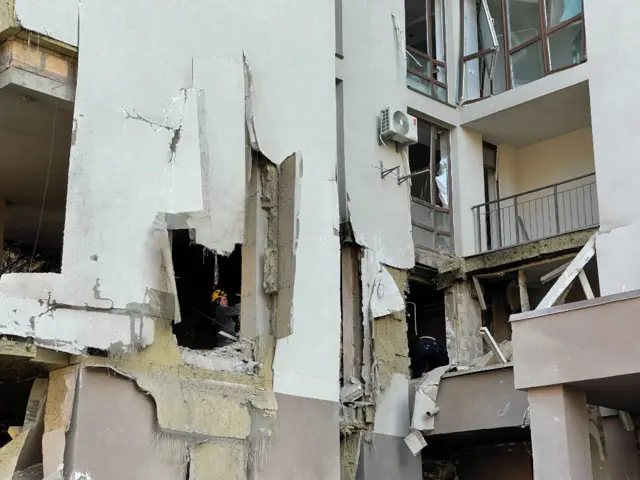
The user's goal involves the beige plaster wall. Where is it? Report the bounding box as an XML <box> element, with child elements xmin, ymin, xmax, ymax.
<box><xmin>516</xmin><ymin>128</ymin><xmax>595</xmax><ymax>193</ymax></box>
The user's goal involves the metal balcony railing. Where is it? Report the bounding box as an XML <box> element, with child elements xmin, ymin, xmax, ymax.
<box><xmin>472</xmin><ymin>173</ymin><xmax>598</xmax><ymax>254</ymax></box>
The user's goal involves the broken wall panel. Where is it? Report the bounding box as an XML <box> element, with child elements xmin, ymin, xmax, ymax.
<box><xmin>190</xmin><ymin>57</ymin><xmax>247</xmax><ymax>254</ymax></box>
<box><xmin>341</xmin><ymin>0</ymin><xmax>415</xmax><ymax>270</ymax></box>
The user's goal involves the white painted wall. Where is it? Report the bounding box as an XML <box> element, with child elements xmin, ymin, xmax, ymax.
<box><xmin>584</xmin><ymin>0</ymin><xmax>640</xmax><ymax>295</ymax></box>
<box><xmin>14</xmin><ymin>0</ymin><xmax>78</xmax><ymax>46</ymax></box>
<box><xmin>341</xmin><ymin>0</ymin><xmax>414</xmax><ymax>270</ymax></box>
<box><xmin>516</xmin><ymin>128</ymin><xmax>595</xmax><ymax>193</ymax></box>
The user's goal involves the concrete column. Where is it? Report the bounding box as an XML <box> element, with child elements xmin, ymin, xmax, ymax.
<box><xmin>444</xmin><ymin>281</ymin><xmax>483</xmax><ymax>365</ymax></box>
<box><xmin>450</xmin><ymin>127</ymin><xmax>484</xmax><ymax>256</ymax></box>
<box><xmin>528</xmin><ymin>386</ymin><xmax>593</xmax><ymax>480</ymax></box>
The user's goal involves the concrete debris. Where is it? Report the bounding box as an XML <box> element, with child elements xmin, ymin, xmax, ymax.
<box><xmin>410</xmin><ymin>365</ymin><xmax>454</xmax><ymax>433</ymax></box>
<box><xmin>0</xmin><ymin>242</ymin><xmax>60</xmax><ymax>275</ymax></box>
<box><xmin>180</xmin><ymin>340</ymin><xmax>260</xmax><ymax>374</ymax></box>
<box><xmin>403</xmin><ymin>429</ymin><xmax>427</xmax><ymax>456</ymax></box>
<box><xmin>340</xmin><ymin>378</ymin><xmax>365</xmax><ymax>404</ymax></box>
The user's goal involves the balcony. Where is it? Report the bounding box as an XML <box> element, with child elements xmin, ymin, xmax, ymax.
<box><xmin>472</xmin><ymin>173</ymin><xmax>598</xmax><ymax>254</ymax></box>
<box><xmin>410</xmin><ymin>364</ymin><xmax>529</xmax><ymax>438</ymax></box>
<box><xmin>512</xmin><ymin>290</ymin><xmax>640</xmax><ymax>413</ymax></box>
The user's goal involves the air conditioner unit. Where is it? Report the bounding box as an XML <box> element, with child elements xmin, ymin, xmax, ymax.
<box><xmin>379</xmin><ymin>108</ymin><xmax>418</xmax><ymax>146</ymax></box>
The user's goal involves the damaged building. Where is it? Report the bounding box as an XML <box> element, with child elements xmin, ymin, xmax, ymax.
<box><xmin>0</xmin><ymin>0</ymin><xmax>638</xmax><ymax>478</ymax></box>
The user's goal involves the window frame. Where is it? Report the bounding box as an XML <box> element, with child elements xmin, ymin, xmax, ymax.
<box><xmin>408</xmin><ymin>115</ymin><xmax>454</xmax><ymax>255</ymax></box>
<box><xmin>406</xmin><ymin>0</ymin><xmax>449</xmax><ymax>102</ymax></box>
<box><xmin>459</xmin><ymin>0</ymin><xmax>586</xmax><ymax>103</ymax></box>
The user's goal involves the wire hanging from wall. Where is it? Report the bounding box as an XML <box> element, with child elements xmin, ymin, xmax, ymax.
<box><xmin>29</xmin><ymin>98</ymin><xmax>59</xmax><ymax>270</ymax></box>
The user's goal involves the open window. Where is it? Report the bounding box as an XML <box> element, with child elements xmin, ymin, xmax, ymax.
<box><xmin>405</xmin><ymin>0</ymin><xmax>448</xmax><ymax>101</ymax></box>
<box><xmin>459</xmin><ymin>0</ymin><xmax>501</xmax><ymax>103</ymax></box>
<box><xmin>460</xmin><ymin>0</ymin><xmax>586</xmax><ymax>102</ymax></box>
<box><xmin>409</xmin><ymin>117</ymin><xmax>452</xmax><ymax>255</ymax></box>
<box><xmin>0</xmin><ymin>88</ymin><xmax>71</xmax><ymax>279</ymax></box>
<box><xmin>170</xmin><ymin>230</ymin><xmax>243</xmax><ymax>350</ymax></box>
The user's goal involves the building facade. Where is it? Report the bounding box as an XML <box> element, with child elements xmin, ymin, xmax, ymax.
<box><xmin>0</xmin><ymin>0</ymin><xmax>638</xmax><ymax>479</ymax></box>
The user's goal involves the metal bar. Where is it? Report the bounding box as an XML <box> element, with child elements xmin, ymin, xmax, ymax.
<box><xmin>501</xmin><ymin>0</ymin><xmax>512</xmax><ymax>90</ymax></box>
<box><xmin>497</xmin><ymin>198</ymin><xmax>503</xmax><ymax>248</ymax></box>
<box><xmin>546</xmin><ymin>13</ymin><xmax>583</xmax><ymax>35</ymax></box>
<box><xmin>514</xmin><ymin>196</ymin><xmax>520</xmax><ymax>244</ymax></box>
<box><xmin>462</xmin><ymin>47</ymin><xmax>499</xmax><ymax>62</ymax></box>
<box><xmin>578</xmin><ymin>270</ymin><xmax>594</xmax><ymax>300</ymax></box>
<box><xmin>471</xmin><ymin>173</ymin><xmax>596</xmax><ymax>209</ymax></box>
<box><xmin>479</xmin><ymin>327</ymin><xmax>508</xmax><ymax>364</ymax></box>
<box><xmin>398</xmin><ymin>166</ymin><xmax>430</xmax><ymax>185</ymax></box>
<box><xmin>508</xmin><ymin>35</ymin><xmax>542</xmax><ymax>55</ymax></box>
<box><xmin>476</xmin><ymin>207</ymin><xmax>482</xmax><ymax>253</ymax></box>
<box><xmin>553</xmin><ymin>184</ymin><xmax>561</xmax><ymax>234</ymax></box>
<box><xmin>538</xmin><ymin>0</ymin><xmax>550</xmax><ymax>75</ymax></box>
<box><xmin>381</xmin><ymin>165</ymin><xmax>400</xmax><ymax>179</ymax></box>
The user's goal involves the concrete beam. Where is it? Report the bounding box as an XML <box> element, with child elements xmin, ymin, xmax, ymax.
<box><xmin>0</xmin><ymin>38</ymin><xmax>76</xmax><ymax>103</ymax></box>
<box><xmin>438</xmin><ymin>228</ymin><xmax>596</xmax><ymax>287</ymax></box>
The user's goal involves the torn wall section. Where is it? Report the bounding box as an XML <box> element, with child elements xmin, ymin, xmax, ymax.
<box><xmin>11</xmin><ymin>365</ymin><xmax>279</xmax><ymax>480</ymax></box>
<box><xmin>444</xmin><ymin>280</ymin><xmax>483</xmax><ymax>366</ymax></box>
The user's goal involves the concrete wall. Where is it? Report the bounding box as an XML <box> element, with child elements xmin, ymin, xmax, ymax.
<box><xmin>583</xmin><ymin>0</ymin><xmax>640</xmax><ymax>295</ymax></box>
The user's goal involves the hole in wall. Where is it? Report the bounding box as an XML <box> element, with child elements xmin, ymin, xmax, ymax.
<box><xmin>0</xmin><ymin>86</ymin><xmax>72</xmax><ymax>279</ymax></box>
<box><xmin>170</xmin><ymin>230</ymin><xmax>242</xmax><ymax>350</ymax></box>
<box><xmin>406</xmin><ymin>279</ymin><xmax>448</xmax><ymax>379</ymax></box>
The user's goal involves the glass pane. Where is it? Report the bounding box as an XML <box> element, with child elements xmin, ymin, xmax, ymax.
<box><xmin>407</xmin><ymin>72</ymin><xmax>432</xmax><ymax>97</ymax></box>
<box><xmin>413</xmin><ymin>226</ymin><xmax>436</xmax><ymax>250</ymax></box>
<box><xmin>436</xmin><ymin>234</ymin><xmax>452</xmax><ymax>255</ymax></box>
<box><xmin>408</xmin><ymin>133</ymin><xmax>431</xmax><ymax>202</ymax></box>
<box><xmin>510</xmin><ymin>41</ymin><xmax>544</xmax><ymax>88</ymax></box>
<box><xmin>435</xmin><ymin>211</ymin><xmax>450</xmax><ymax>232</ymax></box>
<box><xmin>433</xmin><ymin>64</ymin><xmax>446</xmax><ymax>85</ymax></box>
<box><xmin>507</xmin><ymin>0</ymin><xmax>542</xmax><ymax>48</ymax></box>
<box><xmin>405</xmin><ymin>0</ymin><xmax>427</xmax><ymax>52</ymax></box>
<box><xmin>411</xmin><ymin>201</ymin><xmax>434</xmax><ymax>228</ymax></box>
<box><xmin>408</xmin><ymin>53</ymin><xmax>431</xmax><ymax>77</ymax></box>
<box><xmin>435</xmin><ymin>84</ymin><xmax>447</xmax><ymax>102</ymax></box>
<box><xmin>463</xmin><ymin>55</ymin><xmax>494</xmax><ymax>101</ymax></box>
<box><xmin>546</xmin><ymin>0</ymin><xmax>582</xmax><ymax>27</ymax></box>
<box><xmin>548</xmin><ymin>21</ymin><xmax>584</xmax><ymax>70</ymax></box>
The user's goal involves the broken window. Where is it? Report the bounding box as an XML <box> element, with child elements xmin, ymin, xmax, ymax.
<box><xmin>406</xmin><ymin>278</ymin><xmax>448</xmax><ymax>378</ymax></box>
<box><xmin>460</xmin><ymin>0</ymin><xmax>585</xmax><ymax>103</ymax></box>
<box><xmin>0</xmin><ymin>89</ymin><xmax>71</xmax><ymax>278</ymax></box>
<box><xmin>409</xmin><ymin>117</ymin><xmax>452</xmax><ymax>255</ymax></box>
<box><xmin>405</xmin><ymin>0</ymin><xmax>448</xmax><ymax>101</ymax></box>
<box><xmin>170</xmin><ymin>230</ymin><xmax>242</xmax><ymax>350</ymax></box>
